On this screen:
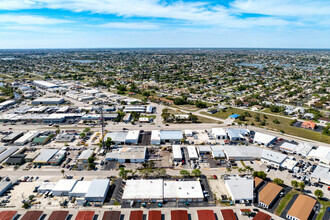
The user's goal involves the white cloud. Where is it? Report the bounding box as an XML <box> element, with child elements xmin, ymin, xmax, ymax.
<box><xmin>98</xmin><ymin>22</ymin><xmax>158</xmax><ymax>30</ymax></box>
<box><xmin>0</xmin><ymin>15</ymin><xmax>71</xmax><ymax>25</ymax></box>
<box><xmin>3</xmin><ymin>25</ymin><xmax>71</xmax><ymax>33</ymax></box>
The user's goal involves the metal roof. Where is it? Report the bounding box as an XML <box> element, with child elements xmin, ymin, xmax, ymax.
<box><xmin>33</xmin><ymin>149</ymin><xmax>58</xmax><ymax>163</ymax></box>
<box><xmin>160</xmin><ymin>130</ymin><xmax>183</xmax><ymax>140</ymax></box>
<box><xmin>85</xmin><ymin>179</ymin><xmax>110</xmax><ymax>199</ymax></box>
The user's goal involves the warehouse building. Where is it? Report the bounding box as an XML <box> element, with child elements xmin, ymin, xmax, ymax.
<box><xmin>77</xmin><ymin>150</ymin><xmax>94</xmax><ymax>163</ymax></box>
<box><xmin>222</xmin><ymin>145</ymin><xmax>263</xmax><ymax>161</ymax></box>
<box><xmin>172</xmin><ymin>145</ymin><xmax>182</xmax><ymax>161</ymax></box>
<box><xmin>187</xmin><ymin>145</ymin><xmax>198</xmax><ymax>160</ymax></box>
<box><xmin>286</xmin><ymin>195</ymin><xmax>316</xmax><ymax>220</ymax></box>
<box><xmin>2</xmin><ymin>132</ymin><xmax>24</xmax><ymax>143</ymax></box>
<box><xmin>308</xmin><ymin>146</ymin><xmax>330</xmax><ymax>164</ymax></box>
<box><xmin>32</xmin><ymin>98</ymin><xmax>65</xmax><ymax>105</ymax></box>
<box><xmin>105</xmin><ymin>147</ymin><xmax>146</xmax><ymax>163</ymax></box>
<box><xmin>211</xmin><ymin>146</ymin><xmax>225</xmax><ymax>159</ymax></box>
<box><xmin>33</xmin><ymin>149</ymin><xmax>59</xmax><ymax>164</ymax></box>
<box><xmin>253</xmin><ymin>132</ymin><xmax>277</xmax><ymax>147</ymax></box>
<box><xmin>123</xmin><ymin>106</ymin><xmax>145</xmax><ymax>113</ymax></box>
<box><xmin>52</xmin><ymin>179</ymin><xmax>77</xmax><ymax>196</ymax></box>
<box><xmin>69</xmin><ymin>181</ymin><xmax>92</xmax><ymax>198</ymax></box>
<box><xmin>0</xmin><ymin>100</ymin><xmax>16</xmax><ymax>110</ymax></box>
<box><xmin>6</xmin><ymin>154</ymin><xmax>26</xmax><ymax>165</ymax></box>
<box><xmin>226</xmin><ymin>129</ymin><xmax>250</xmax><ymax>142</ymax></box>
<box><xmin>211</xmin><ymin>128</ymin><xmax>227</xmax><ymax>140</ymax></box>
<box><xmin>261</xmin><ymin>150</ymin><xmax>287</xmax><ymax>167</ymax></box>
<box><xmin>160</xmin><ymin>130</ymin><xmax>183</xmax><ymax>144</ymax></box>
<box><xmin>0</xmin><ymin>181</ymin><xmax>12</xmax><ymax>196</ymax></box>
<box><xmin>125</xmin><ymin>130</ymin><xmax>140</xmax><ymax>144</ymax></box>
<box><xmin>279</xmin><ymin>142</ymin><xmax>298</xmax><ymax>154</ymax></box>
<box><xmin>281</xmin><ymin>158</ymin><xmax>298</xmax><ymax>171</ymax></box>
<box><xmin>311</xmin><ymin>164</ymin><xmax>330</xmax><ymax>185</ymax></box>
<box><xmin>0</xmin><ymin>147</ymin><xmax>19</xmax><ymax>163</ymax></box>
<box><xmin>104</xmin><ymin>132</ymin><xmax>127</xmax><ymax>145</ymax></box>
<box><xmin>150</xmin><ymin>130</ymin><xmax>161</xmax><ymax>145</ymax></box>
<box><xmin>14</xmin><ymin>131</ymin><xmax>39</xmax><ymax>146</ymax></box>
<box><xmin>258</xmin><ymin>182</ymin><xmax>283</xmax><ymax>209</ymax></box>
<box><xmin>163</xmin><ymin>180</ymin><xmax>204</xmax><ymax>202</ymax></box>
<box><xmin>294</xmin><ymin>142</ymin><xmax>314</xmax><ymax>157</ymax></box>
<box><xmin>85</xmin><ymin>179</ymin><xmax>110</xmax><ymax>203</ymax></box>
<box><xmin>38</xmin><ymin>182</ymin><xmax>57</xmax><ymax>193</ymax></box>
<box><xmin>34</xmin><ymin>80</ymin><xmax>58</xmax><ymax>89</ymax></box>
<box><xmin>122</xmin><ymin>179</ymin><xmax>163</xmax><ymax>202</ymax></box>
<box><xmin>224</xmin><ymin>175</ymin><xmax>253</xmax><ymax>204</ymax></box>
<box><xmin>198</xmin><ymin>145</ymin><xmax>212</xmax><ymax>154</ymax></box>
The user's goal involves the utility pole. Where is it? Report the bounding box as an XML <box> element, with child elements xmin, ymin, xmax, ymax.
<box><xmin>101</xmin><ymin>106</ymin><xmax>105</xmax><ymax>149</ymax></box>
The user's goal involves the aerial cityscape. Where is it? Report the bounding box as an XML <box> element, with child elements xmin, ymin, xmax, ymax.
<box><xmin>0</xmin><ymin>1</ymin><xmax>330</xmax><ymax>220</ymax></box>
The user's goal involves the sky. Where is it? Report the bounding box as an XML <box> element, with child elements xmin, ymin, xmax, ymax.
<box><xmin>0</xmin><ymin>0</ymin><xmax>329</xmax><ymax>49</ymax></box>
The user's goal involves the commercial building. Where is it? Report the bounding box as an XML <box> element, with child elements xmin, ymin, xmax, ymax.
<box><xmin>52</xmin><ymin>179</ymin><xmax>77</xmax><ymax>196</ymax></box>
<box><xmin>32</xmin><ymin>98</ymin><xmax>65</xmax><ymax>105</ymax></box>
<box><xmin>106</xmin><ymin>147</ymin><xmax>146</xmax><ymax>163</ymax></box>
<box><xmin>77</xmin><ymin>150</ymin><xmax>94</xmax><ymax>163</ymax></box>
<box><xmin>104</xmin><ymin>132</ymin><xmax>127</xmax><ymax>145</ymax></box>
<box><xmin>123</xmin><ymin>106</ymin><xmax>145</xmax><ymax>113</ymax></box>
<box><xmin>226</xmin><ymin>129</ymin><xmax>249</xmax><ymax>141</ymax></box>
<box><xmin>123</xmin><ymin>113</ymin><xmax>132</xmax><ymax>123</ymax></box>
<box><xmin>279</xmin><ymin>142</ymin><xmax>298</xmax><ymax>154</ymax></box>
<box><xmin>224</xmin><ymin>175</ymin><xmax>253</xmax><ymax>204</ymax></box>
<box><xmin>150</xmin><ymin>130</ymin><xmax>161</xmax><ymax>145</ymax></box>
<box><xmin>125</xmin><ymin>130</ymin><xmax>140</xmax><ymax>144</ymax></box>
<box><xmin>184</xmin><ymin>130</ymin><xmax>193</xmax><ymax>137</ymax></box>
<box><xmin>2</xmin><ymin>132</ymin><xmax>24</xmax><ymax>143</ymax></box>
<box><xmin>187</xmin><ymin>145</ymin><xmax>198</xmax><ymax>160</ymax></box>
<box><xmin>211</xmin><ymin>146</ymin><xmax>225</xmax><ymax>159</ymax></box>
<box><xmin>310</xmin><ymin>164</ymin><xmax>330</xmax><ymax>185</ymax></box>
<box><xmin>253</xmin><ymin>132</ymin><xmax>276</xmax><ymax>147</ymax></box>
<box><xmin>286</xmin><ymin>195</ymin><xmax>316</xmax><ymax>220</ymax></box>
<box><xmin>38</xmin><ymin>182</ymin><xmax>57</xmax><ymax>193</ymax></box>
<box><xmin>222</xmin><ymin>145</ymin><xmax>263</xmax><ymax>161</ymax></box>
<box><xmin>281</xmin><ymin>158</ymin><xmax>298</xmax><ymax>171</ymax></box>
<box><xmin>0</xmin><ymin>147</ymin><xmax>19</xmax><ymax>163</ymax></box>
<box><xmin>6</xmin><ymin>154</ymin><xmax>26</xmax><ymax>165</ymax></box>
<box><xmin>85</xmin><ymin>179</ymin><xmax>110</xmax><ymax>203</ymax></box>
<box><xmin>294</xmin><ymin>142</ymin><xmax>313</xmax><ymax>157</ymax></box>
<box><xmin>159</xmin><ymin>130</ymin><xmax>183</xmax><ymax>144</ymax></box>
<box><xmin>34</xmin><ymin>80</ymin><xmax>58</xmax><ymax>89</ymax></box>
<box><xmin>14</xmin><ymin>131</ymin><xmax>39</xmax><ymax>146</ymax></box>
<box><xmin>0</xmin><ymin>181</ymin><xmax>12</xmax><ymax>196</ymax></box>
<box><xmin>172</xmin><ymin>145</ymin><xmax>182</xmax><ymax>161</ymax></box>
<box><xmin>211</xmin><ymin>128</ymin><xmax>227</xmax><ymax>140</ymax></box>
<box><xmin>69</xmin><ymin>181</ymin><xmax>92</xmax><ymax>198</ymax></box>
<box><xmin>122</xmin><ymin>179</ymin><xmax>203</xmax><ymax>203</ymax></box>
<box><xmin>56</xmin><ymin>134</ymin><xmax>76</xmax><ymax>143</ymax></box>
<box><xmin>258</xmin><ymin>182</ymin><xmax>283</xmax><ymax>209</ymax></box>
<box><xmin>308</xmin><ymin>146</ymin><xmax>330</xmax><ymax>164</ymax></box>
<box><xmin>0</xmin><ymin>100</ymin><xmax>16</xmax><ymax>110</ymax></box>
<box><xmin>261</xmin><ymin>149</ymin><xmax>287</xmax><ymax>167</ymax></box>
<box><xmin>33</xmin><ymin>149</ymin><xmax>59</xmax><ymax>164</ymax></box>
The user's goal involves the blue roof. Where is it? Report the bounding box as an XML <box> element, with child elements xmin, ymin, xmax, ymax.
<box><xmin>160</xmin><ymin>130</ymin><xmax>183</xmax><ymax>140</ymax></box>
<box><xmin>229</xmin><ymin>114</ymin><xmax>240</xmax><ymax>119</ymax></box>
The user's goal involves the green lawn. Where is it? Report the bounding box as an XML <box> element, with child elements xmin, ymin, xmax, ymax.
<box><xmin>275</xmin><ymin>190</ymin><xmax>300</xmax><ymax>216</ymax></box>
<box><xmin>316</xmin><ymin>199</ymin><xmax>330</xmax><ymax>220</ymax></box>
<box><xmin>202</xmin><ymin>107</ymin><xmax>330</xmax><ymax>144</ymax></box>
<box><xmin>262</xmin><ymin>108</ymin><xmax>292</xmax><ymax>118</ymax></box>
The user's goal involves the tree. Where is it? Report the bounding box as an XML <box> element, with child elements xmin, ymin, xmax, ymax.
<box><xmin>314</xmin><ymin>189</ymin><xmax>324</xmax><ymax>199</ymax></box>
<box><xmin>273</xmin><ymin>178</ymin><xmax>284</xmax><ymax>186</ymax></box>
<box><xmin>87</xmin><ymin>156</ymin><xmax>95</xmax><ymax>164</ymax></box>
<box><xmin>238</xmin><ymin>115</ymin><xmax>246</xmax><ymax>121</ymax></box>
<box><xmin>88</xmin><ymin>163</ymin><xmax>95</xmax><ymax>170</ymax></box>
<box><xmin>273</xmin><ymin>119</ymin><xmax>280</xmax><ymax>124</ymax></box>
<box><xmin>252</xmin><ymin>171</ymin><xmax>267</xmax><ymax>179</ymax></box>
<box><xmin>105</xmin><ymin>137</ymin><xmax>112</xmax><ymax>149</ymax></box>
<box><xmin>119</xmin><ymin>167</ymin><xmax>132</xmax><ymax>179</ymax></box>
<box><xmin>291</xmin><ymin>180</ymin><xmax>298</xmax><ymax>189</ymax></box>
<box><xmin>61</xmin><ymin>169</ymin><xmax>65</xmax><ymax>177</ymax></box>
<box><xmin>80</xmin><ymin>132</ymin><xmax>86</xmax><ymax>139</ymax></box>
<box><xmin>299</xmin><ymin>182</ymin><xmax>305</xmax><ymax>191</ymax></box>
<box><xmin>180</xmin><ymin>170</ymin><xmax>190</xmax><ymax>177</ymax></box>
<box><xmin>245</xmin><ymin>166</ymin><xmax>254</xmax><ymax>173</ymax></box>
<box><xmin>192</xmin><ymin>169</ymin><xmax>202</xmax><ymax>177</ymax></box>
<box><xmin>83</xmin><ymin>128</ymin><xmax>91</xmax><ymax>133</ymax></box>
<box><xmin>195</xmin><ymin>100</ymin><xmax>207</xmax><ymax>108</ymax></box>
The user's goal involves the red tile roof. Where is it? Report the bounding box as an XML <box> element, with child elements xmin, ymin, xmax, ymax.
<box><xmin>197</xmin><ymin>210</ymin><xmax>216</xmax><ymax>220</ymax></box>
<box><xmin>221</xmin><ymin>209</ymin><xmax>237</xmax><ymax>220</ymax></box>
<box><xmin>129</xmin><ymin>210</ymin><xmax>143</xmax><ymax>220</ymax></box>
<box><xmin>171</xmin><ymin>210</ymin><xmax>188</xmax><ymax>220</ymax></box>
<box><xmin>148</xmin><ymin>210</ymin><xmax>161</xmax><ymax>220</ymax></box>
<box><xmin>0</xmin><ymin>211</ymin><xmax>17</xmax><ymax>220</ymax></box>
<box><xmin>75</xmin><ymin>211</ymin><xmax>95</xmax><ymax>220</ymax></box>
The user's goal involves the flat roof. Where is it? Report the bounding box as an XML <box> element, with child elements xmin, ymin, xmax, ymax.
<box><xmin>295</xmin><ymin>142</ymin><xmax>313</xmax><ymax>156</ymax></box>
<box><xmin>261</xmin><ymin>149</ymin><xmax>287</xmax><ymax>164</ymax></box>
<box><xmin>129</xmin><ymin>210</ymin><xmax>143</xmax><ymax>220</ymax></box>
<box><xmin>122</xmin><ymin>179</ymin><xmax>163</xmax><ymax>200</ymax></box>
<box><xmin>48</xmin><ymin>211</ymin><xmax>69</xmax><ymax>220</ymax></box>
<box><xmin>197</xmin><ymin>210</ymin><xmax>216</xmax><ymax>220</ymax></box>
<box><xmin>160</xmin><ymin>130</ymin><xmax>183</xmax><ymax>140</ymax></box>
<box><xmin>253</xmin><ymin>211</ymin><xmax>271</xmax><ymax>220</ymax></box>
<box><xmin>198</xmin><ymin>145</ymin><xmax>212</xmax><ymax>152</ymax></box>
<box><xmin>254</xmin><ymin>132</ymin><xmax>276</xmax><ymax>144</ymax></box>
<box><xmin>117</xmin><ymin>147</ymin><xmax>146</xmax><ymax>160</ymax></box>
<box><xmin>126</xmin><ymin>130</ymin><xmax>140</xmax><ymax>140</ymax></box>
<box><xmin>102</xmin><ymin>211</ymin><xmax>121</xmax><ymax>220</ymax></box>
<box><xmin>21</xmin><ymin>211</ymin><xmax>43</xmax><ymax>220</ymax></box>
<box><xmin>172</xmin><ymin>145</ymin><xmax>182</xmax><ymax>160</ymax></box>
<box><xmin>282</xmin><ymin>158</ymin><xmax>297</xmax><ymax>170</ymax></box>
<box><xmin>287</xmin><ymin>195</ymin><xmax>316</xmax><ymax>220</ymax></box>
<box><xmin>221</xmin><ymin>209</ymin><xmax>237</xmax><ymax>220</ymax></box>
<box><xmin>171</xmin><ymin>210</ymin><xmax>188</xmax><ymax>220</ymax></box>
<box><xmin>75</xmin><ymin>211</ymin><xmax>95</xmax><ymax>220</ymax></box>
<box><xmin>34</xmin><ymin>149</ymin><xmax>58</xmax><ymax>163</ymax></box>
<box><xmin>187</xmin><ymin>145</ymin><xmax>198</xmax><ymax>159</ymax></box>
<box><xmin>0</xmin><ymin>147</ymin><xmax>19</xmax><ymax>163</ymax></box>
<box><xmin>85</xmin><ymin>179</ymin><xmax>110</xmax><ymax>199</ymax></box>
<box><xmin>311</xmin><ymin>164</ymin><xmax>330</xmax><ymax>183</ymax></box>
<box><xmin>52</xmin><ymin>179</ymin><xmax>77</xmax><ymax>193</ymax></box>
<box><xmin>77</xmin><ymin>150</ymin><xmax>94</xmax><ymax>160</ymax></box>
<box><xmin>69</xmin><ymin>181</ymin><xmax>92</xmax><ymax>196</ymax></box>
<box><xmin>225</xmin><ymin>176</ymin><xmax>254</xmax><ymax>201</ymax></box>
<box><xmin>151</xmin><ymin>130</ymin><xmax>161</xmax><ymax>141</ymax></box>
<box><xmin>212</xmin><ymin>128</ymin><xmax>226</xmax><ymax>136</ymax></box>
<box><xmin>259</xmin><ymin>182</ymin><xmax>283</xmax><ymax>206</ymax></box>
<box><xmin>280</xmin><ymin>142</ymin><xmax>298</xmax><ymax>151</ymax></box>
<box><xmin>148</xmin><ymin>210</ymin><xmax>161</xmax><ymax>220</ymax></box>
<box><xmin>0</xmin><ymin>211</ymin><xmax>17</xmax><ymax>220</ymax></box>
<box><xmin>222</xmin><ymin>145</ymin><xmax>263</xmax><ymax>159</ymax></box>
<box><xmin>164</xmin><ymin>181</ymin><xmax>204</xmax><ymax>199</ymax></box>
<box><xmin>104</xmin><ymin>132</ymin><xmax>127</xmax><ymax>143</ymax></box>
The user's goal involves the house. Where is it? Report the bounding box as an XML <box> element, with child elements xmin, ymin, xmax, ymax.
<box><xmin>258</xmin><ymin>182</ymin><xmax>283</xmax><ymax>209</ymax></box>
<box><xmin>319</xmin><ymin>117</ymin><xmax>330</xmax><ymax>125</ymax></box>
<box><xmin>301</xmin><ymin>121</ymin><xmax>316</xmax><ymax>130</ymax></box>
<box><xmin>286</xmin><ymin>195</ymin><xmax>316</xmax><ymax>220</ymax></box>
<box><xmin>251</xmin><ymin>105</ymin><xmax>263</xmax><ymax>111</ymax></box>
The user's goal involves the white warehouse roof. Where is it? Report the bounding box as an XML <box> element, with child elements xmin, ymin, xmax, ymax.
<box><xmin>254</xmin><ymin>132</ymin><xmax>276</xmax><ymax>145</ymax></box>
<box><xmin>122</xmin><ymin>179</ymin><xmax>163</xmax><ymax>200</ymax></box>
<box><xmin>85</xmin><ymin>179</ymin><xmax>110</xmax><ymax>201</ymax></box>
<box><xmin>225</xmin><ymin>175</ymin><xmax>253</xmax><ymax>202</ymax></box>
<box><xmin>261</xmin><ymin>149</ymin><xmax>287</xmax><ymax>164</ymax></box>
<box><xmin>77</xmin><ymin>150</ymin><xmax>94</xmax><ymax>161</ymax></box>
<box><xmin>164</xmin><ymin>181</ymin><xmax>203</xmax><ymax>199</ymax></box>
<box><xmin>52</xmin><ymin>179</ymin><xmax>77</xmax><ymax>195</ymax></box>
<box><xmin>69</xmin><ymin>181</ymin><xmax>92</xmax><ymax>197</ymax></box>
<box><xmin>172</xmin><ymin>145</ymin><xmax>182</xmax><ymax>160</ymax></box>
<box><xmin>187</xmin><ymin>145</ymin><xmax>198</xmax><ymax>159</ymax></box>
